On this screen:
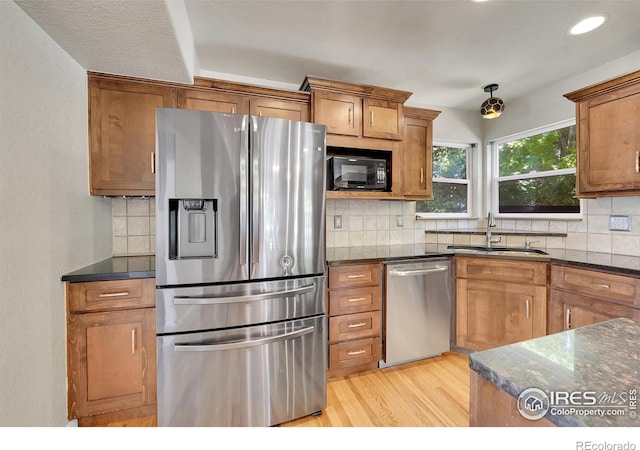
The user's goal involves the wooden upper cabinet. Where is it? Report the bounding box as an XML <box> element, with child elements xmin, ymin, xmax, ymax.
<box><xmin>564</xmin><ymin>69</ymin><xmax>640</xmax><ymax>197</ymax></box>
<box><xmin>177</xmin><ymin>89</ymin><xmax>249</xmax><ymax>114</ymax></box>
<box><xmin>250</xmin><ymin>97</ymin><xmax>309</xmax><ymax>122</ymax></box>
<box><xmin>178</xmin><ymin>89</ymin><xmax>309</xmax><ymax>121</ymax></box>
<box><xmin>311</xmin><ymin>90</ymin><xmax>362</xmax><ymax>136</ymax></box>
<box><xmin>88</xmin><ymin>75</ymin><xmax>176</xmax><ymax>196</ymax></box>
<box><xmin>402</xmin><ymin>107</ymin><xmax>440</xmax><ymax>199</ymax></box>
<box><xmin>301</xmin><ymin>76</ymin><xmax>411</xmax><ymax>141</ymax></box>
<box><xmin>362</xmin><ymin>98</ymin><xmax>403</xmax><ymax>140</ymax></box>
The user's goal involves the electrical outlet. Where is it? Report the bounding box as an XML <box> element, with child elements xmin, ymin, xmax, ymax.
<box><xmin>396</xmin><ymin>215</ymin><xmax>403</xmax><ymax>227</ymax></box>
<box><xmin>609</xmin><ymin>215</ymin><xmax>631</xmax><ymax>231</ymax></box>
<box><xmin>334</xmin><ymin>215</ymin><xmax>342</xmax><ymax>229</ymax></box>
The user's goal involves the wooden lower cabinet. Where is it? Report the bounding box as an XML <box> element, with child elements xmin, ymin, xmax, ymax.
<box><xmin>456</xmin><ymin>257</ymin><xmax>548</xmax><ymax>351</ymax></box>
<box><xmin>548</xmin><ymin>263</ymin><xmax>640</xmax><ymax>334</ymax></box>
<box><xmin>327</xmin><ymin>263</ymin><xmax>383</xmax><ymax>378</ymax></box>
<box><xmin>66</xmin><ymin>278</ymin><xmax>156</xmax><ymax>426</ymax></box>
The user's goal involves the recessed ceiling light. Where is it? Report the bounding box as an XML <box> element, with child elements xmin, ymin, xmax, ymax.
<box><xmin>569</xmin><ymin>15</ymin><xmax>607</xmax><ymax>35</ymax></box>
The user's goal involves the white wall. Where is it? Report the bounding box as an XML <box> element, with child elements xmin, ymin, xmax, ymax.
<box><xmin>0</xmin><ymin>1</ymin><xmax>112</xmax><ymax>426</ymax></box>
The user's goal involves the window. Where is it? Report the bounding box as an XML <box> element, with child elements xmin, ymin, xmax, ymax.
<box><xmin>416</xmin><ymin>142</ymin><xmax>474</xmax><ymax>218</ymax></box>
<box><xmin>490</xmin><ymin>120</ymin><xmax>581</xmax><ymax>218</ymax></box>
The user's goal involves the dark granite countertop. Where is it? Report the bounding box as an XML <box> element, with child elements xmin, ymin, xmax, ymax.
<box><xmin>327</xmin><ymin>244</ymin><xmax>640</xmax><ymax>277</ymax></box>
<box><xmin>469</xmin><ymin>318</ymin><xmax>640</xmax><ymax>427</ymax></box>
<box><xmin>61</xmin><ymin>255</ymin><xmax>155</xmax><ymax>282</ymax></box>
<box><xmin>61</xmin><ymin>245</ymin><xmax>640</xmax><ymax>282</ymax></box>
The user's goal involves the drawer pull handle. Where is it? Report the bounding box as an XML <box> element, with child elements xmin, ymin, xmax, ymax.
<box><xmin>98</xmin><ymin>291</ymin><xmax>129</xmax><ymax>298</ymax></box>
<box><xmin>346</xmin><ymin>274</ymin><xmax>366</xmax><ymax>279</ymax></box>
<box><xmin>348</xmin><ymin>107</ymin><xmax>352</xmax><ymax>125</ymax></box>
<box><xmin>636</xmin><ymin>151</ymin><xmax>639</xmax><ymax>173</ymax></box>
<box><xmin>525</xmin><ymin>299</ymin><xmax>530</xmax><ymax>319</ymax></box>
<box><xmin>347</xmin><ymin>349</ymin><xmax>366</xmax><ymax>356</ymax></box>
<box><xmin>566</xmin><ymin>308</ymin><xmax>572</xmax><ymax>330</ymax></box>
<box><xmin>420</xmin><ymin>168</ymin><xmax>424</xmax><ymax>185</ymax></box>
<box><xmin>347</xmin><ymin>297</ymin><xmax>366</xmax><ymax>303</ymax></box>
<box><xmin>348</xmin><ymin>321</ymin><xmax>367</xmax><ymax>328</ymax></box>
<box><xmin>151</xmin><ymin>152</ymin><xmax>156</xmax><ymax>174</ymax></box>
<box><xmin>131</xmin><ymin>329</ymin><xmax>136</xmax><ymax>354</ymax></box>
<box><xmin>595</xmin><ymin>283</ymin><xmax>610</xmax><ymax>289</ymax></box>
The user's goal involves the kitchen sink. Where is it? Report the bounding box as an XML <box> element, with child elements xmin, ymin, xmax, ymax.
<box><xmin>447</xmin><ymin>245</ymin><xmax>549</xmax><ymax>256</ymax></box>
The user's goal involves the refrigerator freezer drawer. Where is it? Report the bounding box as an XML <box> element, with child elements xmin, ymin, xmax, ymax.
<box><xmin>156</xmin><ymin>275</ymin><xmax>326</xmax><ymax>334</ymax></box>
<box><xmin>157</xmin><ymin>315</ymin><xmax>327</xmax><ymax>427</ymax></box>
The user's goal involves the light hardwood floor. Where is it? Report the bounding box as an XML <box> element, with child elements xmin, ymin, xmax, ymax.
<box><xmin>281</xmin><ymin>351</ymin><xmax>470</xmax><ymax>427</ymax></box>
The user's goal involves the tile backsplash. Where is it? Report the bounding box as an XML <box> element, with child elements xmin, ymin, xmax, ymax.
<box><xmin>110</xmin><ymin>196</ymin><xmax>640</xmax><ymax>258</ymax></box>
<box><xmin>112</xmin><ymin>197</ymin><xmax>155</xmax><ymax>256</ymax></box>
<box><xmin>326</xmin><ymin>197</ymin><xmax>640</xmax><ymax>257</ymax></box>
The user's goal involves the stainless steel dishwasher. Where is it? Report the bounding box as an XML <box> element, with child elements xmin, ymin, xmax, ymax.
<box><xmin>380</xmin><ymin>258</ymin><xmax>452</xmax><ymax>367</ymax></box>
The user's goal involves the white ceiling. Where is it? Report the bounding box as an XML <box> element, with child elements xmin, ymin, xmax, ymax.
<box><xmin>15</xmin><ymin>0</ymin><xmax>640</xmax><ymax>111</ymax></box>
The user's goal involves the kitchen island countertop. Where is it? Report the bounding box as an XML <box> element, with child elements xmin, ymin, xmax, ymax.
<box><xmin>469</xmin><ymin>318</ymin><xmax>640</xmax><ymax>427</ymax></box>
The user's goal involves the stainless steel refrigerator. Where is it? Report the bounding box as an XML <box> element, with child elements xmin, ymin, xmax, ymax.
<box><xmin>154</xmin><ymin>109</ymin><xmax>327</xmax><ymax>427</ymax></box>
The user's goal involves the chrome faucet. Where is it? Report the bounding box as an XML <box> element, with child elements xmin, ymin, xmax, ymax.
<box><xmin>486</xmin><ymin>211</ymin><xmax>501</xmax><ymax>248</ymax></box>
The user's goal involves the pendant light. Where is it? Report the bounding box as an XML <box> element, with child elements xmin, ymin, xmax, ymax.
<box><xmin>480</xmin><ymin>83</ymin><xmax>505</xmax><ymax>119</ymax></box>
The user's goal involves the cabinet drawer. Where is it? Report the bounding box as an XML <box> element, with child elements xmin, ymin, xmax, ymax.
<box><xmin>551</xmin><ymin>265</ymin><xmax>640</xmax><ymax>306</ymax></box>
<box><xmin>329</xmin><ymin>311</ymin><xmax>381</xmax><ymax>342</ymax></box>
<box><xmin>68</xmin><ymin>279</ymin><xmax>155</xmax><ymax>313</ymax></box>
<box><xmin>329</xmin><ymin>337</ymin><xmax>382</xmax><ymax>370</ymax></box>
<box><xmin>456</xmin><ymin>257</ymin><xmax>548</xmax><ymax>285</ymax></box>
<box><xmin>328</xmin><ymin>286</ymin><xmax>382</xmax><ymax>316</ymax></box>
<box><xmin>328</xmin><ymin>263</ymin><xmax>382</xmax><ymax>289</ymax></box>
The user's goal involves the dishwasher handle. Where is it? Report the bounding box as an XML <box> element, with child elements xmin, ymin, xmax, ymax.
<box><xmin>387</xmin><ymin>266</ymin><xmax>449</xmax><ymax>277</ymax></box>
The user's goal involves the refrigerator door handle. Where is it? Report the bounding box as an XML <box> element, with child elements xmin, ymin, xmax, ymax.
<box><xmin>251</xmin><ymin>116</ymin><xmax>261</xmax><ymax>267</ymax></box>
<box><xmin>239</xmin><ymin>117</ymin><xmax>249</xmax><ymax>266</ymax></box>
<box><xmin>173</xmin><ymin>284</ymin><xmax>315</xmax><ymax>305</ymax></box>
<box><xmin>173</xmin><ymin>326</ymin><xmax>314</xmax><ymax>352</ymax></box>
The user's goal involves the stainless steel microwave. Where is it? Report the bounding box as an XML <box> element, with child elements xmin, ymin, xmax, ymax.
<box><xmin>327</xmin><ymin>156</ymin><xmax>388</xmax><ymax>191</ymax></box>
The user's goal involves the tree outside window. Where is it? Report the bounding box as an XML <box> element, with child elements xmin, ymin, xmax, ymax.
<box><xmin>416</xmin><ymin>143</ymin><xmax>472</xmax><ymax>217</ymax></box>
<box><xmin>493</xmin><ymin>122</ymin><xmax>580</xmax><ymax>216</ymax></box>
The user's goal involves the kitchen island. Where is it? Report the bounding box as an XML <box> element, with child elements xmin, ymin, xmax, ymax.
<box><xmin>469</xmin><ymin>318</ymin><xmax>640</xmax><ymax>427</ymax></box>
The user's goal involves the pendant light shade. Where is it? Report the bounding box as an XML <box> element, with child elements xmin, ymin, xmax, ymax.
<box><xmin>481</xmin><ymin>83</ymin><xmax>505</xmax><ymax>119</ymax></box>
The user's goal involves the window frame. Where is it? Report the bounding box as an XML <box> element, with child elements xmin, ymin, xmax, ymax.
<box><xmin>416</xmin><ymin>140</ymin><xmax>479</xmax><ymax>219</ymax></box>
<box><xmin>488</xmin><ymin>119</ymin><xmax>583</xmax><ymax>220</ymax></box>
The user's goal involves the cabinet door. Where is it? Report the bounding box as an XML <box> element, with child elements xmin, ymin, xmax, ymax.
<box><xmin>89</xmin><ymin>78</ymin><xmax>176</xmax><ymax>196</ymax></box>
<box><xmin>578</xmin><ymin>85</ymin><xmax>640</xmax><ymax>194</ymax></box>
<box><xmin>403</xmin><ymin>116</ymin><xmax>433</xmax><ymax>198</ymax></box>
<box><xmin>362</xmin><ymin>98</ymin><xmax>403</xmax><ymax>140</ymax></box>
<box><xmin>457</xmin><ymin>279</ymin><xmax>547</xmax><ymax>351</ymax></box>
<box><xmin>68</xmin><ymin>308</ymin><xmax>156</xmax><ymax>418</ymax></box>
<box><xmin>250</xmin><ymin>98</ymin><xmax>309</xmax><ymax>122</ymax></box>
<box><xmin>177</xmin><ymin>88</ymin><xmax>249</xmax><ymax>114</ymax></box>
<box><xmin>312</xmin><ymin>90</ymin><xmax>361</xmax><ymax>136</ymax></box>
<box><xmin>548</xmin><ymin>289</ymin><xmax>639</xmax><ymax>334</ymax></box>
